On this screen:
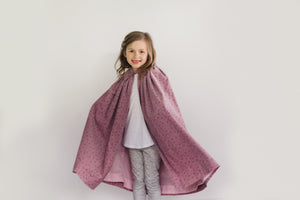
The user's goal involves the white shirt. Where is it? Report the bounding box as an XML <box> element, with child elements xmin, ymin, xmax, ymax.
<box><xmin>123</xmin><ymin>73</ymin><xmax>154</xmax><ymax>149</ymax></box>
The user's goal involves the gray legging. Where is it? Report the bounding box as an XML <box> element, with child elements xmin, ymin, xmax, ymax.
<box><xmin>128</xmin><ymin>145</ymin><xmax>161</xmax><ymax>200</ymax></box>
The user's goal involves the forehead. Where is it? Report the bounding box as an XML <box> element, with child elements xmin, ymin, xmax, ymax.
<box><xmin>127</xmin><ymin>40</ymin><xmax>148</xmax><ymax>50</ymax></box>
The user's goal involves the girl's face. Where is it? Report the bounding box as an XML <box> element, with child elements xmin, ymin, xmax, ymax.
<box><xmin>124</xmin><ymin>39</ymin><xmax>148</xmax><ymax>72</ymax></box>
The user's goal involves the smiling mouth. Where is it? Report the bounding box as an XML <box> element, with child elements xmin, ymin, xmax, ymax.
<box><xmin>132</xmin><ymin>60</ymin><xmax>141</xmax><ymax>63</ymax></box>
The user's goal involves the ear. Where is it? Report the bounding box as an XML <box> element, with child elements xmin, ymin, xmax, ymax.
<box><xmin>123</xmin><ymin>50</ymin><xmax>126</xmax><ymax>58</ymax></box>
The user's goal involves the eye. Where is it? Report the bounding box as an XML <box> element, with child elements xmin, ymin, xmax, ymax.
<box><xmin>140</xmin><ymin>51</ymin><xmax>145</xmax><ymax>53</ymax></box>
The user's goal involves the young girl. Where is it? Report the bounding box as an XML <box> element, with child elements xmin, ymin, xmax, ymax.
<box><xmin>120</xmin><ymin>32</ymin><xmax>162</xmax><ymax>200</ymax></box>
<box><xmin>73</xmin><ymin>31</ymin><xmax>219</xmax><ymax>200</ymax></box>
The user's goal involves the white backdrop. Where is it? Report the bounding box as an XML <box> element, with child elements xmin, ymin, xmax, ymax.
<box><xmin>0</xmin><ymin>0</ymin><xmax>299</xmax><ymax>200</ymax></box>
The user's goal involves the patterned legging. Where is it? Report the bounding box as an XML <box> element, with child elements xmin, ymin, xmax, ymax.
<box><xmin>128</xmin><ymin>145</ymin><xmax>161</xmax><ymax>200</ymax></box>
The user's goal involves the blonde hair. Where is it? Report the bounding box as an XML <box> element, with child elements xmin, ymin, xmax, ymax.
<box><xmin>114</xmin><ymin>31</ymin><xmax>156</xmax><ymax>79</ymax></box>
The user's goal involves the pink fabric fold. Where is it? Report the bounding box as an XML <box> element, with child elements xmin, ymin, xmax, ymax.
<box><xmin>73</xmin><ymin>64</ymin><xmax>219</xmax><ymax>195</ymax></box>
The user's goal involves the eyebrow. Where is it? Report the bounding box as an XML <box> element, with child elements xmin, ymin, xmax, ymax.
<box><xmin>127</xmin><ymin>48</ymin><xmax>146</xmax><ymax>50</ymax></box>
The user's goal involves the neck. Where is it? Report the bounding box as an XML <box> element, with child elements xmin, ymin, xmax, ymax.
<box><xmin>131</xmin><ymin>67</ymin><xmax>140</xmax><ymax>74</ymax></box>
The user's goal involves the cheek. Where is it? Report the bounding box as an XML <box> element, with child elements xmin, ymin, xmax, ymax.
<box><xmin>143</xmin><ymin>54</ymin><xmax>148</xmax><ymax>59</ymax></box>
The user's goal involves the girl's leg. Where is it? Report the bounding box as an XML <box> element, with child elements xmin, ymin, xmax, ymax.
<box><xmin>143</xmin><ymin>145</ymin><xmax>161</xmax><ymax>200</ymax></box>
<box><xmin>129</xmin><ymin>148</ymin><xmax>146</xmax><ymax>200</ymax></box>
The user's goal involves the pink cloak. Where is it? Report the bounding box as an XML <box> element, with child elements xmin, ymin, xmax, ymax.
<box><xmin>72</xmin><ymin>64</ymin><xmax>219</xmax><ymax>195</ymax></box>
